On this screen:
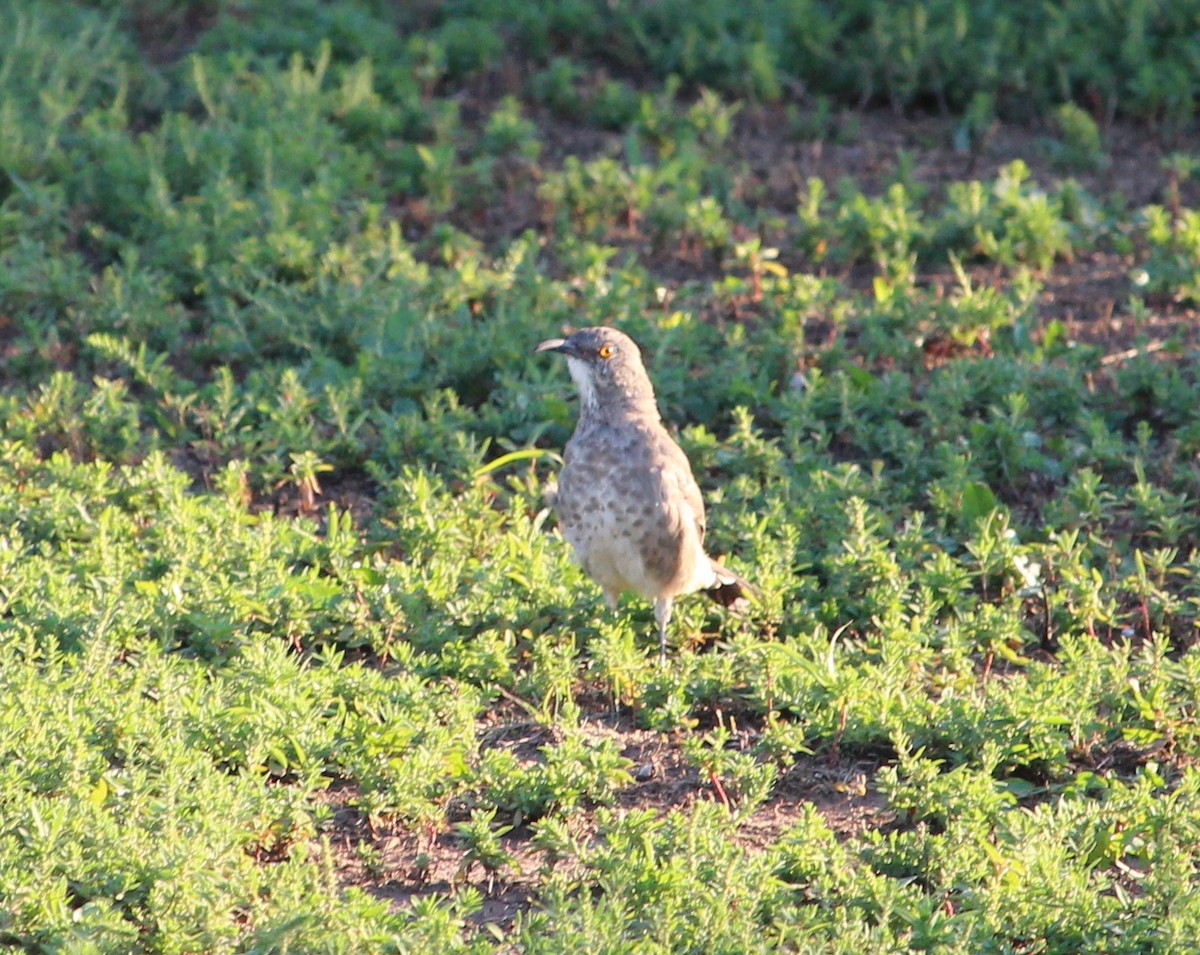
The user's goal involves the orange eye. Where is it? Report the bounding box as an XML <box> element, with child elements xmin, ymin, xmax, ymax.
<box><xmin>598</xmin><ymin>344</ymin><xmax>613</xmax><ymax>359</ymax></box>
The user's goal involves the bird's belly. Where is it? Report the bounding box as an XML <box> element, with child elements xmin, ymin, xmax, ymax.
<box><xmin>562</xmin><ymin>511</ymin><xmax>657</xmax><ymax>599</ymax></box>
<box><xmin>559</xmin><ymin>502</ymin><xmax>712</xmax><ymax>602</ymax></box>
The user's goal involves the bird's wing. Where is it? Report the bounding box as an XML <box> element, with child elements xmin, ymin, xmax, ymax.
<box><xmin>653</xmin><ymin>432</ymin><xmax>707</xmax><ymax>544</ymax></box>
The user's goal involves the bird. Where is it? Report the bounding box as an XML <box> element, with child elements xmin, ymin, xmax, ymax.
<box><xmin>534</xmin><ymin>326</ymin><xmax>751</xmax><ymax>660</ymax></box>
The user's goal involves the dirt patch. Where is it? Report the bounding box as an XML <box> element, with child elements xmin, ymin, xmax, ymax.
<box><xmin>313</xmin><ymin>706</ymin><xmax>894</xmax><ymax>933</ymax></box>
<box><xmin>315</xmin><ymin>780</ymin><xmax>545</xmax><ymax>931</ymax></box>
<box><xmin>720</xmin><ymin>105</ymin><xmax>1200</xmax><ymax>214</ymax></box>
<box><xmin>259</xmin><ymin>470</ymin><xmax>380</xmax><ymax>527</ymax></box>
<box><xmin>130</xmin><ymin>1</ymin><xmax>222</xmax><ymax>64</ymax></box>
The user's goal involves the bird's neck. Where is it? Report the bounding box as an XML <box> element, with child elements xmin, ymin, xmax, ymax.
<box><xmin>579</xmin><ymin>391</ymin><xmax>661</xmax><ymax>423</ymax></box>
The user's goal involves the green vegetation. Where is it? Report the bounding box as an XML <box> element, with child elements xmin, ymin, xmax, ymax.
<box><xmin>3</xmin><ymin>1</ymin><xmax>1200</xmax><ymax>951</ymax></box>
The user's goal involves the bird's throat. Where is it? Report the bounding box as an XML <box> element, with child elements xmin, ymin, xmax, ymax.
<box><xmin>565</xmin><ymin>356</ymin><xmax>598</xmax><ymax>410</ymax></box>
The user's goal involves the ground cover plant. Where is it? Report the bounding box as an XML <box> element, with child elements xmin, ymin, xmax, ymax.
<box><xmin>4</xmin><ymin>0</ymin><xmax>1200</xmax><ymax>951</ymax></box>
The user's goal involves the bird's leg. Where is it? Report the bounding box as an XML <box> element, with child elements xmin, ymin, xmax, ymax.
<box><xmin>653</xmin><ymin>597</ymin><xmax>673</xmax><ymax>663</ymax></box>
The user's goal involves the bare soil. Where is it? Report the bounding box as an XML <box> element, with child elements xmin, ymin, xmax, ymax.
<box><xmin>316</xmin><ymin>711</ymin><xmax>895</xmax><ymax>933</ymax></box>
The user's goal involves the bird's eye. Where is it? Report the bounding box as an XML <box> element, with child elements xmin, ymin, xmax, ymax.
<box><xmin>598</xmin><ymin>344</ymin><xmax>613</xmax><ymax>359</ymax></box>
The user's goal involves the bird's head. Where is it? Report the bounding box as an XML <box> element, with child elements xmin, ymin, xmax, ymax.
<box><xmin>534</xmin><ymin>326</ymin><xmax>656</xmax><ymax>413</ymax></box>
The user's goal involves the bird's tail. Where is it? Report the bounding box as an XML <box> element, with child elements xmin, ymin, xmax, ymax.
<box><xmin>704</xmin><ymin>558</ymin><xmax>755</xmax><ymax>609</ymax></box>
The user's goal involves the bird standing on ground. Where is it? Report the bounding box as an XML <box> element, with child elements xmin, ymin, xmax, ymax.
<box><xmin>535</xmin><ymin>326</ymin><xmax>751</xmax><ymax>660</ymax></box>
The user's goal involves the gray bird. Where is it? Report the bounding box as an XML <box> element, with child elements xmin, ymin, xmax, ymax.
<box><xmin>535</xmin><ymin>326</ymin><xmax>750</xmax><ymax>660</ymax></box>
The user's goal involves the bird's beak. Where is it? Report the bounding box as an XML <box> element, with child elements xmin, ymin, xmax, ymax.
<box><xmin>534</xmin><ymin>337</ymin><xmax>569</xmax><ymax>355</ymax></box>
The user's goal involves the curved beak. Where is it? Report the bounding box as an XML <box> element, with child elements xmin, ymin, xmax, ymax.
<box><xmin>534</xmin><ymin>337</ymin><xmax>568</xmax><ymax>355</ymax></box>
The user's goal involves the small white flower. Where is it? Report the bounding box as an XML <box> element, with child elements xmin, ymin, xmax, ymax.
<box><xmin>1013</xmin><ymin>554</ymin><xmax>1042</xmax><ymax>590</ymax></box>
